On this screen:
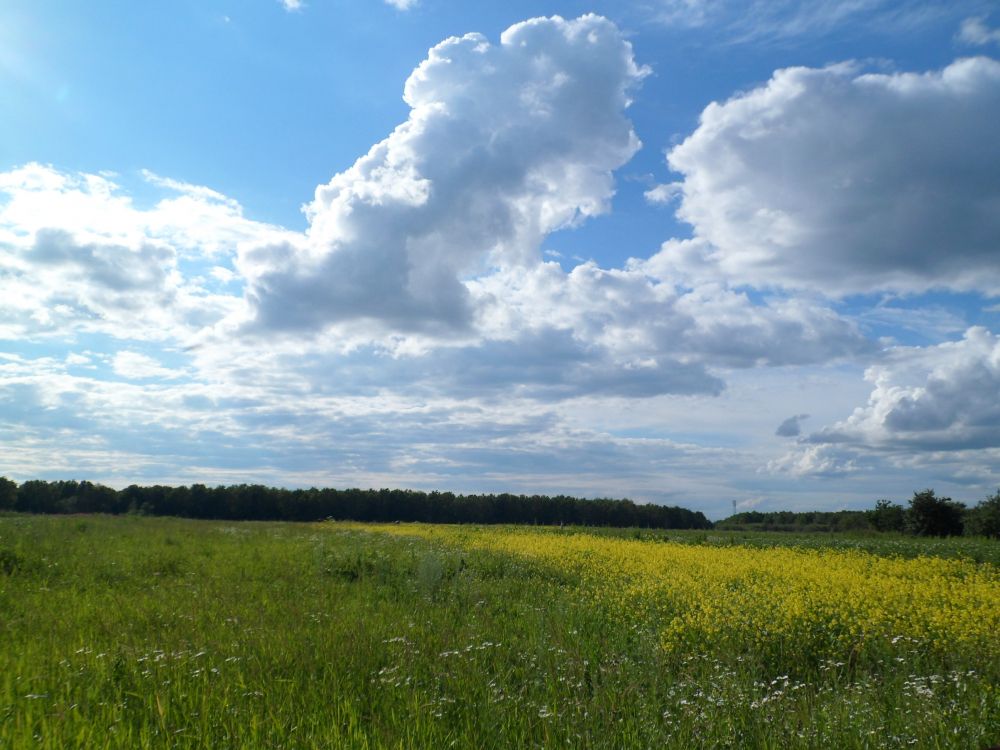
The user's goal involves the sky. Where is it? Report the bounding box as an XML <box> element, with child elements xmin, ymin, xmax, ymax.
<box><xmin>1</xmin><ymin>0</ymin><xmax>999</xmax><ymax>519</ymax></box>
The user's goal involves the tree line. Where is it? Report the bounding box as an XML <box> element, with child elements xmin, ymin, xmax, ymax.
<box><xmin>0</xmin><ymin>477</ymin><xmax>712</xmax><ymax>530</ymax></box>
<box><xmin>717</xmin><ymin>489</ymin><xmax>1000</xmax><ymax>538</ymax></box>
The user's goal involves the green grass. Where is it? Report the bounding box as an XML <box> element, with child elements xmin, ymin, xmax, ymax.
<box><xmin>1</xmin><ymin>514</ymin><xmax>997</xmax><ymax>748</ymax></box>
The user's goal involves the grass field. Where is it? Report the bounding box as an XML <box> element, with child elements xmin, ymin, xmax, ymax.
<box><xmin>1</xmin><ymin>514</ymin><xmax>998</xmax><ymax>748</ymax></box>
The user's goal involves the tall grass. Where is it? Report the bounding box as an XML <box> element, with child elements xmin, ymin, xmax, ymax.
<box><xmin>1</xmin><ymin>514</ymin><xmax>997</xmax><ymax>748</ymax></box>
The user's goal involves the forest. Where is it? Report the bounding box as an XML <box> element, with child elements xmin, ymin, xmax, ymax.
<box><xmin>3</xmin><ymin>478</ymin><xmax>999</xmax><ymax>538</ymax></box>
<box><xmin>0</xmin><ymin>477</ymin><xmax>712</xmax><ymax>529</ymax></box>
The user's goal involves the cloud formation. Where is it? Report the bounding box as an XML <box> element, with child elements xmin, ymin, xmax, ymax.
<box><xmin>959</xmin><ymin>17</ymin><xmax>1000</xmax><ymax>46</ymax></box>
<box><xmin>5</xmin><ymin>13</ymin><xmax>999</xmax><ymax>514</ymax></box>
<box><xmin>660</xmin><ymin>57</ymin><xmax>1000</xmax><ymax>295</ymax></box>
<box><xmin>776</xmin><ymin>413</ymin><xmax>809</xmax><ymax>437</ymax></box>
<box><xmin>470</xmin><ymin>261</ymin><xmax>872</xmax><ymax>374</ymax></box>
<box><xmin>238</xmin><ymin>15</ymin><xmax>648</xmax><ymax>334</ymax></box>
<box><xmin>812</xmin><ymin>327</ymin><xmax>1000</xmax><ymax>451</ymax></box>
<box><xmin>0</xmin><ymin>163</ymin><xmax>292</xmax><ymax>341</ymax></box>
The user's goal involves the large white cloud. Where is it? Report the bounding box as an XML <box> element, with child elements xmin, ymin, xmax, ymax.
<box><xmin>659</xmin><ymin>57</ymin><xmax>1000</xmax><ymax>295</ymax></box>
<box><xmin>237</xmin><ymin>14</ymin><xmax>648</xmax><ymax>334</ymax></box>
<box><xmin>470</xmin><ymin>260</ymin><xmax>872</xmax><ymax>374</ymax></box>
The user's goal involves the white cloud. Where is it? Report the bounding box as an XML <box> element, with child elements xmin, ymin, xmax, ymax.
<box><xmin>469</xmin><ymin>261</ymin><xmax>872</xmax><ymax>374</ymax></box>
<box><xmin>238</xmin><ymin>15</ymin><xmax>649</xmax><ymax>335</ymax></box>
<box><xmin>1</xmin><ymin>18</ymin><xmax>875</xmax><ymax>406</ymax></box>
<box><xmin>811</xmin><ymin>327</ymin><xmax>1000</xmax><ymax>451</ymax></box>
<box><xmin>112</xmin><ymin>351</ymin><xmax>184</xmax><ymax>380</ymax></box>
<box><xmin>959</xmin><ymin>17</ymin><xmax>1000</xmax><ymax>46</ymax></box>
<box><xmin>769</xmin><ymin>325</ymin><xmax>1000</xmax><ymax>486</ymax></box>
<box><xmin>643</xmin><ymin>182</ymin><xmax>681</xmax><ymax>205</ymax></box>
<box><xmin>0</xmin><ymin>163</ymin><xmax>292</xmax><ymax>341</ymax></box>
<box><xmin>65</xmin><ymin>352</ymin><xmax>92</xmax><ymax>366</ymax></box>
<box><xmin>384</xmin><ymin>0</ymin><xmax>418</xmax><ymax>9</ymax></box>
<box><xmin>767</xmin><ymin>443</ymin><xmax>858</xmax><ymax>477</ymax></box>
<box><xmin>279</xmin><ymin>0</ymin><xmax>304</xmax><ymax>12</ymax></box>
<box><xmin>662</xmin><ymin>57</ymin><xmax>1000</xmax><ymax>295</ymax></box>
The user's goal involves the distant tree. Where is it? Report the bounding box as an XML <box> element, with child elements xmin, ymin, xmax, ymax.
<box><xmin>3</xmin><ymin>477</ymin><xmax>712</xmax><ymax>529</ymax></box>
<box><xmin>964</xmin><ymin>490</ymin><xmax>1000</xmax><ymax>539</ymax></box>
<box><xmin>0</xmin><ymin>477</ymin><xmax>16</xmax><ymax>511</ymax></box>
<box><xmin>834</xmin><ymin>511</ymin><xmax>871</xmax><ymax>532</ymax></box>
<box><xmin>906</xmin><ymin>489</ymin><xmax>965</xmax><ymax>537</ymax></box>
<box><xmin>15</xmin><ymin>480</ymin><xmax>61</xmax><ymax>514</ymax></box>
<box><xmin>866</xmin><ymin>499</ymin><xmax>906</xmax><ymax>533</ymax></box>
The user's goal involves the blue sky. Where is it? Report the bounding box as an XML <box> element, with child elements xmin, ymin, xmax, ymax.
<box><xmin>1</xmin><ymin>0</ymin><xmax>999</xmax><ymax>518</ymax></box>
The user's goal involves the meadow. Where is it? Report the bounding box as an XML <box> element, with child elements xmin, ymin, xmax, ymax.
<box><xmin>1</xmin><ymin>514</ymin><xmax>997</xmax><ymax>748</ymax></box>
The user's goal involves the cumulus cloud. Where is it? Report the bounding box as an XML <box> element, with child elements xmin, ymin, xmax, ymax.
<box><xmin>238</xmin><ymin>14</ymin><xmax>648</xmax><ymax>334</ymax></box>
<box><xmin>767</xmin><ymin>443</ymin><xmax>858</xmax><ymax>477</ymax></box>
<box><xmin>0</xmin><ymin>14</ymin><xmax>879</xmax><ymax>412</ymax></box>
<box><xmin>384</xmin><ymin>0</ymin><xmax>417</xmax><ymax>9</ymax></box>
<box><xmin>470</xmin><ymin>261</ymin><xmax>872</xmax><ymax>374</ymax></box>
<box><xmin>809</xmin><ymin>327</ymin><xmax>1000</xmax><ymax>451</ymax></box>
<box><xmin>661</xmin><ymin>57</ymin><xmax>1000</xmax><ymax>295</ymax></box>
<box><xmin>771</xmin><ymin>326</ymin><xmax>1000</xmax><ymax>480</ymax></box>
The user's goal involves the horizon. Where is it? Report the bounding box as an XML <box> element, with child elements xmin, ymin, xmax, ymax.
<box><xmin>4</xmin><ymin>474</ymin><xmax>990</xmax><ymax>524</ymax></box>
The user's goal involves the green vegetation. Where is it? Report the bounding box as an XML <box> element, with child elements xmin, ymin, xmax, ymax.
<box><xmin>718</xmin><ymin>488</ymin><xmax>1000</xmax><ymax>539</ymax></box>
<box><xmin>0</xmin><ymin>478</ymin><xmax>711</xmax><ymax>529</ymax></box>
<box><xmin>2</xmin><ymin>514</ymin><xmax>997</xmax><ymax>748</ymax></box>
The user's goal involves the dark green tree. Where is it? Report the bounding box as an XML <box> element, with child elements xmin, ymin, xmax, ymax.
<box><xmin>866</xmin><ymin>498</ymin><xmax>906</xmax><ymax>532</ymax></box>
<box><xmin>15</xmin><ymin>480</ymin><xmax>62</xmax><ymax>514</ymax></box>
<box><xmin>906</xmin><ymin>489</ymin><xmax>965</xmax><ymax>537</ymax></box>
<box><xmin>964</xmin><ymin>489</ymin><xmax>1000</xmax><ymax>539</ymax></box>
<box><xmin>0</xmin><ymin>477</ymin><xmax>16</xmax><ymax>511</ymax></box>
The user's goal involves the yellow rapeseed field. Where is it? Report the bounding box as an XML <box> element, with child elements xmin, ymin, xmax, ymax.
<box><xmin>342</xmin><ymin>523</ymin><xmax>1000</xmax><ymax>665</ymax></box>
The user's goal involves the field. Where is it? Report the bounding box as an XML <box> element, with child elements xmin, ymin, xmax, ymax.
<box><xmin>1</xmin><ymin>515</ymin><xmax>998</xmax><ymax>748</ymax></box>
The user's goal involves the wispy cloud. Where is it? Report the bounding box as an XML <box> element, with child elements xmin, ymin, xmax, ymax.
<box><xmin>959</xmin><ymin>16</ymin><xmax>1000</xmax><ymax>46</ymax></box>
<box><xmin>112</xmin><ymin>351</ymin><xmax>185</xmax><ymax>381</ymax></box>
<box><xmin>649</xmin><ymin>0</ymin><xmax>976</xmax><ymax>42</ymax></box>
